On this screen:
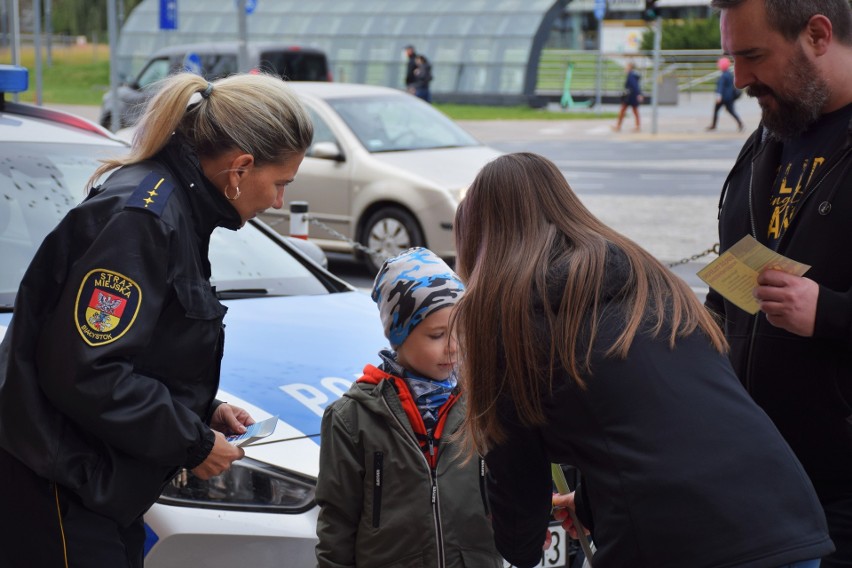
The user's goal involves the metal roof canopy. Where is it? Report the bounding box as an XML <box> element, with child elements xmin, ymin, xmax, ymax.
<box><xmin>117</xmin><ymin>0</ymin><xmax>570</xmax><ymax>105</ymax></box>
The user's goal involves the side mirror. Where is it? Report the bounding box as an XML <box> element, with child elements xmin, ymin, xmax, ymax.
<box><xmin>284</xmin><ymin>236</ymin><xmax>328</xmax><ymax>269</ymax></box>
<box><xmin>310</xmin><ymin>141</ymin><xmax>344</xmax><ymax>162</ymax></box>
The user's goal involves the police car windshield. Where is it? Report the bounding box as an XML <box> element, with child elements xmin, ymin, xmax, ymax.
<box><xmin>0</xmin><ymin>142</ymin><xmax>108</xmax><ymax>307</ymax></box>
<box><xmin>0</xmin><ymin>142</ymin><xmax>331</xmax><ymax>309</ymax></box>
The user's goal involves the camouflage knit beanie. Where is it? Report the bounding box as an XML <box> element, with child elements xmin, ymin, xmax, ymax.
<box><xmin>371</xmin><ymin>247</ymin><xmax>464</xmax><ymax>349</ymax></box>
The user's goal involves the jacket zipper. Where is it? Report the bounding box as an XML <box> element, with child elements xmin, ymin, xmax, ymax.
<box><xmin>745</xmin><ymin>162</ymin><xmax>759</xmax><ymax>392</ymax></box>
<box><xmin>478</xmin><ymin>457</ymin><xmax>490</xmax><ymax>516</ymax></box>
<box><xmin>430</xmin><ymin>466</ymin><xmax>446</xmax><ymax>568</ymax></box>
<box><xmin>743</xmin><ymin>146</ymin><xmax>852</xmax><ymax>391</ymax></box>
<box><xmin>380</xmin><ymin>395</ymin><xmax>446</xmax><ymax>568</ymax></box>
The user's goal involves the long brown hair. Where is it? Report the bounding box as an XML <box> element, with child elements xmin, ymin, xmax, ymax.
<box><xmin>453</xmin><ymin>152</ymin><xmax>726</xmax><ymax>454</ymax></box>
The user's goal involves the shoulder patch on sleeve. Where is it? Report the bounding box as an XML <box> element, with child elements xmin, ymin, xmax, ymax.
<box><xmin>74</xmin><ymin>268</ymin><xmax>142</xmax><ymax>347</ymax></box>
<box><xmin>124</xmin><ymin>172</ymin><xmax>175</xmax><ymax>217</ymax></box>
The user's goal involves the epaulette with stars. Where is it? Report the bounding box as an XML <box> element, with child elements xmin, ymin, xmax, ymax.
<box><xmin>124</xmin><ymin>172</ymin><xmax>175</xmax><ymax>217</ymax></box>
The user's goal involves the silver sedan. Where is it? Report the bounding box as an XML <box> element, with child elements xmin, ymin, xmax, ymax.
<box><xmin>260</xmin><ymin>82</ymin><xmax>503</xmax><ymax>271</ymax></box>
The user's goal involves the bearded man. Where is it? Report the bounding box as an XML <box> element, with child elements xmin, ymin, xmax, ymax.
<box><xmin>707</xmin><ymin>1</ymin><xmax>852</xmax><ymax>566</ymax></box>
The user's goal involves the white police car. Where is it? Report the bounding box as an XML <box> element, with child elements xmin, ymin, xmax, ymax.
<box><xmin>0</xmin><ymin>66</ymin><xmax>574</xmax><ymax>568</ymax></box>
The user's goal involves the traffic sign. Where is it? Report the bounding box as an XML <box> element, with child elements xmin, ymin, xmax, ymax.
<box><xmin>594</xmin><ymin>0</ymin><xmax>606</xmax><ymax>20</ymax></box>
<box><xmin>236</xmin><ymin>0</ymin><xmax>257</xmax><ymax>14</ymax></box>
<box><xmin>160</xmin><ymin>0</ymin><xmax>177</xmax><ymax>30</ymax></box>
<box><xmin>183</xmin><ymin>53</ymin><xmax>202</xmax><ymax>75</ymax></box>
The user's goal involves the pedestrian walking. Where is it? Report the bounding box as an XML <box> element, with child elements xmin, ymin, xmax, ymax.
<box><xmin>412</xmin><ymin>54</ymin><xmax>433</xmax><ymax>103</ymax></box>
<box><xmin>403</xmin><ymin>44</ymin><xmax>417</xmax><ymax>94</ymax></box>
<box><xmin>706</xmin><ymin>56</ymin><xmax>745</xmax><ymax>131</ymax></box>
<box><xmin>613</xmin><ymin>61</ymin><xmax>643</xmax><ymax>132</ymax></box>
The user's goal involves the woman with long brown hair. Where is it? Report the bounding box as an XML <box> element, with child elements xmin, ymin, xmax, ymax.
<box><xmin>452</xmin><ymin>152</ymin><xmax>833</xmax><ymax>567</ymax></box>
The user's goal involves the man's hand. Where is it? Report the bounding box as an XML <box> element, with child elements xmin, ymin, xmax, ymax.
<box><xmin>754</xmin><ymin>269</ymin><xmax>819</xmax><ymax>337</ymax></box>
<box><xmin>191</xmin><ymin>431</ymin><xmax>245</xmax><ymax>480</ymax></box>
<box><xmin>210</xmin><ymin>403</ymin><xmax>254</xmax><ymax>436</ymax></box>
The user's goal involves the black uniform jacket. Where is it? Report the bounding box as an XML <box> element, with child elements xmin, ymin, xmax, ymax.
<box><xmin>486</xmin><ymin>248</ymin><xmax>833</xmax><ymax>568</ymax></box>
<box><xmin>706</xmin><ymin>116</ymin><xmax>852</xmax><ymax>500</ymax></box>
<box><xmin>0</xmin><ymin>136</ymin><xmax>242</xmax><ymax>526</ymax></box>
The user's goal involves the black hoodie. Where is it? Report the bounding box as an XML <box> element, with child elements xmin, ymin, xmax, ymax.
<box><xmin>486</xmin><ymin>247</ymin><xmax>833</xmax><ymax>567</ymax></box>
<box><xmin>706</xmin><ymin>109</ymin><xmax>852</xmax><ymax>500</ymax></box>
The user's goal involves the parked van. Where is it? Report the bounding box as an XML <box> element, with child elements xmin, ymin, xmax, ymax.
<box><xmin>100</xmin><ymin>42</ymin><xmax>331</xmax><ymax>130</ymax></box>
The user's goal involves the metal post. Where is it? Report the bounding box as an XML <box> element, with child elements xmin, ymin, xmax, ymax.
<box><xmin>237</xmin><ymin>0</ymin><xmax>249</xmax><ymax>73</ymax></box>
<box><xmin>10</xmin><ymin>0</ymin><xmax>19</xmax><ymax>101</ymax></box>
<box><xmin>650</xmin><ymin>16</ymin><xmax>662</xmax><ymax>135</ymax></box>
<box><xmin>33</xmin><ymin>0</ymin><xmax>41</xmax><ymax>105</ymax></box>
<box><xmin>107</xmin><ymin>0</ymin><xmax>120</xmax><ymax>132</ymax></box>
<box><xmin>1</xmin><ymin>0</ymin><xmax>6</xmax><ymax>49</ymax></box>
<box><xmin>289</xmin><ymin>202</ymin><xmax>309</xmax><ymax>239</ymax></box>
<box><xmin>594</xmin><ymin>27</ymin><xmax>603</xmax><ymax>112</ymax></box>
<box><xmin>593</xmin><ymin>0</ymin><xmax>605</xmax><ymax>112</ymax></box>
<box><xmin>45</xmin><ymin>0</ymin><xmax>51</xmax><ymax>66</ymax></box>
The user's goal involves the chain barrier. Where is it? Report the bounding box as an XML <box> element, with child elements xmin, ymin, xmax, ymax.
<box><xmin>306</xmin><ymin>216</ymin><xmax>389</xmax><ymax>261</ymax></box>
<box><xmin>270</xmin><ymin>212</ymin><xmax>720</xmax><ymax>270</ymax></box>
<box><xmin>268</xmin><ymin>213</ymin><xmax>389</xmax><ymax>262</ymax></box>
<box><xmin>666</xmin><ymin>243</ymin><xmax>720</xmax><ymax>268</ymax></box>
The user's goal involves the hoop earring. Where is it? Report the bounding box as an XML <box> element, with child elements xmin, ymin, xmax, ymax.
<box><xmin>225</xmin><ymin>185</ymin><xmax>241</xmax><ymax>201</ymax></box>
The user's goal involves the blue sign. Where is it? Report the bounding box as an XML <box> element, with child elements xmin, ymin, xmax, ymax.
<box><xmin>159</xmin><ymin>0</ymin><xmax>177</xmax><ymax>30</ymax></box>
<box><xmin>183</xmin><ymin>53</ymin><xmax>202</xmax><ymax>75</ymax></box>
<box><xmin>594</xmin><ymin>0</ymin><xmax>606</xmax><ymax>20</ymax></box>
<box><xmin>236</xmin><ymin>0</ymin><xmax>257</xmax><ymax>15</ymax></box>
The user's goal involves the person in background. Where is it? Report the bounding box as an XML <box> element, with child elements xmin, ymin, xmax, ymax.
<box><xmin>412</xmin><ymin>53</ymin><xmax>434</xmax><ymax>103</ymax></box>
<box><xmin>315</xmin><ymin>247</ymin><xmax>503</xmax><ymax>568</ymax></box>
<box><xmin>0</xmin><ymin>72</ymin><xmax>313</xmax><ymax>567</ymax></box>
<box><xmin>453</xmin><ymin>151</ymin><xmax>834</xmax><ymax>568</ymax></box>
<box><xmin>706</xmin><ymin>56</ymin><xmax>745</xmax><ymax>131</ymax></box>
<box><xmin>707</xmin><ymin>0</ymin><xmax>852</xmax><ymax>565</ymax></box>
<box><xmin>613</xmin><ymin>61</ymin><xmax>643</xmax><ymax>132</ymax></box>
<box><xmin>403</xmin><ymin>44</ymin><xmax>418</xmax><ymax>94</ymax></box>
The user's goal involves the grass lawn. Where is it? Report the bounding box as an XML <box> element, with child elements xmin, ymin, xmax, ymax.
<box><xmin>1</xmin><ymin>43</ymin><xmax>111</xmax><ymax>105</ymax></box>
<box><xmin>435</xmin><ymin>103</ymin><xmax>612</xmax><ymax>121</ymax></box>
<box><xmin>1</xmin><ymin>44</ymin><xmax>614</xmax><ymax>120</ymax></box>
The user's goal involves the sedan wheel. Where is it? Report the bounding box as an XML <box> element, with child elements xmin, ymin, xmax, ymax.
<box><xmin>362</xmin><ymin>207</ymin><xmax>424</xmax><ymax>273</ymax></box>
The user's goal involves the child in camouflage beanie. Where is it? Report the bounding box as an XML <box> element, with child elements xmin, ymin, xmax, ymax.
<box><xmin>315</xmin><ymin>247</ymin><xmax>502</xmax><ymax>568</ymax></box>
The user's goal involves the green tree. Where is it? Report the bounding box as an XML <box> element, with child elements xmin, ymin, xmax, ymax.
<box><xmin>640</xmin><ymin>17</ymin><xmax>722</xmax><ymax>50</ymax></box>
<box><xmin>48</xmin><ymin>0</ymin><xmax>143</xmax><ymax>41</ymax></box>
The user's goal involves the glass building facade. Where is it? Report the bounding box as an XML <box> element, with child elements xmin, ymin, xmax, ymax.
<box><xmin>117</xmin><ymin>0</ymin><xmax>569</xmax><ymax>104</ymax></box>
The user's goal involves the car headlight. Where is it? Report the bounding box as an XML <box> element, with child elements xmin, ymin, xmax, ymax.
<box><xmin>159</xmin><ymin>458</ymin><xmax>316</xmax><ymax>514</ymax></box>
